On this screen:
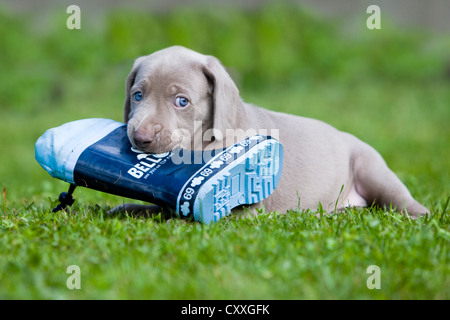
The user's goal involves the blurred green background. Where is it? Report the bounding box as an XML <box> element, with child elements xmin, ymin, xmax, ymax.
<box><xmin>0</xmin><ymin>0</ymin><xmax>449</xmax><ymax>210</ymax></box>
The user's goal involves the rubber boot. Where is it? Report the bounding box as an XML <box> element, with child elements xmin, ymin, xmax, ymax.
<box><xmin>35</xmin><ymin>118</ymin><xmax>283</xmax><ymax>224</ymax></box>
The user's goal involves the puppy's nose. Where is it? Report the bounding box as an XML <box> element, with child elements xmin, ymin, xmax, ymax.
<box><xmin>133</xmin><ymin>130</ymin><xmax>154</xmax><ymax>150</ymax></box>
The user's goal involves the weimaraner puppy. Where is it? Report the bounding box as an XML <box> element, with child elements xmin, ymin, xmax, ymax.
<box><xmin>113</xmin><ymin>45</ymin><xmax>428</xmax><ymax>218</ymax></box>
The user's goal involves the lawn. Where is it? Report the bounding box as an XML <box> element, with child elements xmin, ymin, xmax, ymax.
<box><xmin>0</xmin><ymin>3</ymin><xmax>449</xmax><ymax>300</ymax></box>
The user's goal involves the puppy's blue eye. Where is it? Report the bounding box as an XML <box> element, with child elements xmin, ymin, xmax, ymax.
<box><xmin>175</xmin><ymin>96</ymin><xmax>189</xmax><ymax>108</ymax></box>
<box><xmin>133</xmin><ymin>91</ymin><xmax>143</xmax><ymax>101</ymax></box>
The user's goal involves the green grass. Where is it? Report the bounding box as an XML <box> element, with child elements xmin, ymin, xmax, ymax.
<box><xmin>0</xmin><ymin>4</ymin><xmax>449</xmax><ymax>299</ymax></box>
<box><xmin>1</xmin><ymin>205</ymin><xmax>449</xmax><ymax>299</ymax></box>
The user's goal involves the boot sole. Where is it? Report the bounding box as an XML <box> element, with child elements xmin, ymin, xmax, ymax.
<box><xmin>185</xmin><ymin>137</ymin><xmax>283</xmax><ymax>224</ymax></box>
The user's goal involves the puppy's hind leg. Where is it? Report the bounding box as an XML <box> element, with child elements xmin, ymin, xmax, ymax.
<box><xmin>352</xmin><ymin>145</ymin><xmax>428</xmax><ymax>217</ymax></box>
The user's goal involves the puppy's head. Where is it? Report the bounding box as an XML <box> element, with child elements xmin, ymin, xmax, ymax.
<box><xmin>124</xmin><ymin>46</ymin><xmax>241</xmax><ymax>153</ymax></box>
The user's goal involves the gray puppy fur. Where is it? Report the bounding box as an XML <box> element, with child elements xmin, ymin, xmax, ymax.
<box><xmin>112</xmin><ymin>46</ymin><xmax>428</xmax><ymax>218</ymax></box>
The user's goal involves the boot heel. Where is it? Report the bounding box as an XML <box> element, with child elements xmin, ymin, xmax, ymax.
<box><xmin>193</xmin><ymin>137</ymin><xmax>283</xmax><ymax>224</ymax></box>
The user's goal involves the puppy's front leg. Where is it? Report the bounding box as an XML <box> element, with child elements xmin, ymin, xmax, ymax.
<box><xmin>108</xmin><ymin>203</ymin><xmax>163</xmax><ymax>217</ymax></box>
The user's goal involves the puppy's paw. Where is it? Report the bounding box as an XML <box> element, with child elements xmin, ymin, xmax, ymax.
<box><xmin>405</xmin><ymin>202</ymin><xmax>430</xmax><ymax>219</ymax></box>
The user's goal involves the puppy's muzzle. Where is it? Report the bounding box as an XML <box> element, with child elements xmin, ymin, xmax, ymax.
<box><xmin>131</xmin><ymin>123</ymin><xmax>163</xmax><ymax>150</ymax></box>
<box><xmin>133</xmin><ymin>130</ymin><xmax>154</xmax><ymax>150</ymax></box>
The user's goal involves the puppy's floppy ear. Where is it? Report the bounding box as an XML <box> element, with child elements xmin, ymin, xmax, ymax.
<box><xmin>124</xmin><ymin>56</ymin><xmax>146</xmax><ymax>123</ymax></box>
<box><xmin>203</xmin><ymin>56</ymin><xmax>241</xmax><ymax>141</ymax></box>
